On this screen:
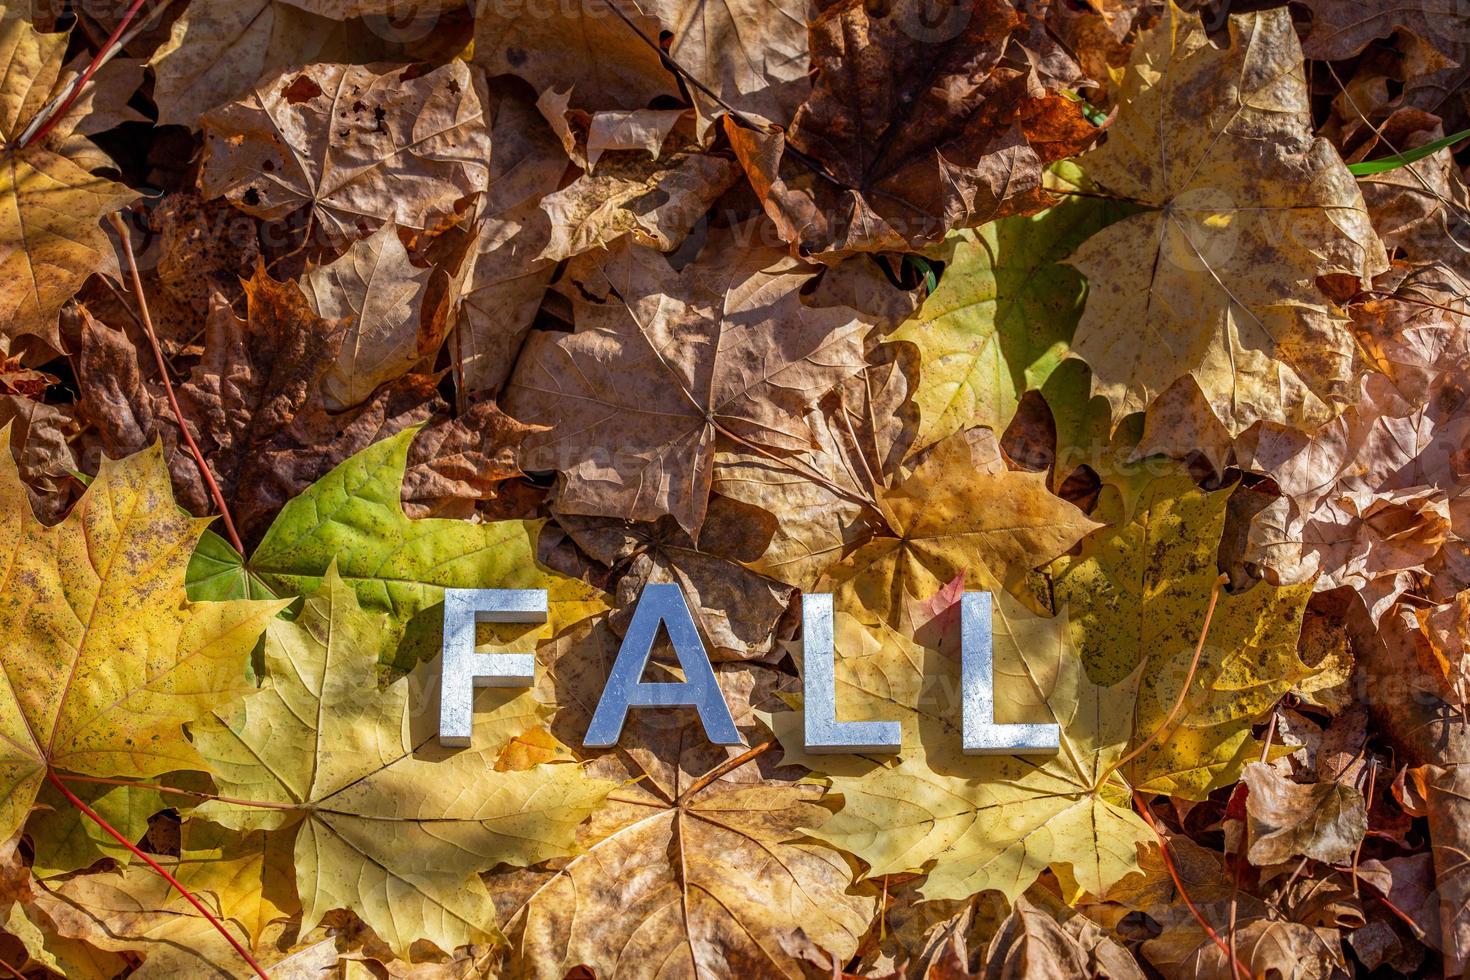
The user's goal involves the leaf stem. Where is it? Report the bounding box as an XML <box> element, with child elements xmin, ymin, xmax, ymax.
<box><xmin>1133</xmin><ymin>791</ymin><xmax>1250</xmax><ymax>980</ymax></box>
<box><xmin>44</xmin><ymin>769</ymin><xmax>271</xmax><ymax>979</ymax></box>
<box><xmin>55</xmin><ymin>773</ymin><xmax>297</xmax><ymax>811</ymax></box>
<box><xmin>19</xmin><ymin>0</ymin><xmax>150</xmax><ymax>148</ymax></box>
<box><xmin>1106</xmin><ymin>572</ymin><xmax>1229</xmax><ymax>783</ymax></box>
<box><xmin>106</xmin><ymin>213</ymin><xmax>247</xmax><ymax>556</ymax></box>
<box><xmin>676</xmin><ymin>740</ymin><xmax>773</xmax><ymax>805</ymax></box>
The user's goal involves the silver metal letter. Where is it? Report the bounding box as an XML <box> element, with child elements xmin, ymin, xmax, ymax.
<box><xmin>961</xmin><ymin>592</ymin><xmax>1059</xmax><ymax>755</ymax></box>
<box><xmin>584</xmin><ymin>583</ymin><xmax>742</xmax><ymax>748</ymax></box>
<box><xmin>802</xmin><ymin>594</ymin><xmax>901</xmax><ymax>753</ymax></box>
<box><xmin>438</xmin><ymin>588</ymin><xmax>545</xmax><ymax>747</ymax></box>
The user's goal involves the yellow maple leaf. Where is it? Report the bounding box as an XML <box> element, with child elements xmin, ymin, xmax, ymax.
<box><xmin>0</xmin><ymin>436</ymin><xmax>287</xmax><ymax>847</ymax></box>
<box><xmin>192</xmin><ymin>567</ymin><xmax>615</xmax><ymax>958</ymax></box>
<box><xmin>818</xmin><ymin>428</ymin><xmax>1101</xmax><ymax>626</ymax></box>
<box><xmin>0</xmin><ymin>8</ymin><xmax>138</xmax><ymax>353</ymax></box>
<box><xmin>1067</xmin><ymin>2</ymin><xmax>1387</xmax><ymax>435</ymax></box>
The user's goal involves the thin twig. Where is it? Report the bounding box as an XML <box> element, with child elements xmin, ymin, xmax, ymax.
<box><xmin>20</xmin><ymin>0</ymin><xmax>151</xmax><ymax>148</ymax></box>
<box><xmin>107</xmin><ymin>213</ymin><xmax>246</xmax><ymax>555</ymax></box>
<box><xmin>1107</xmin><ymin>573</ymin><xmax>1230</xmax><ymax>781</ymax></box>
<box><xmin>45</xmin><ymin>770</ymin><xmax>271</xmax><ymax>979</ymax></box>
<box><xmin>1134</xmin><ymin>792</ymin><xmax>1251</xmax><ymax>980</ymax></box>
<box><xmin>676</xmin><ymin>740</ymin><xmax>773</xmax><ymax>804</ymax></box>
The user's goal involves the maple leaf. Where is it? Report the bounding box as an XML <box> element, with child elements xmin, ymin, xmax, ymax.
<box><xmin>651</xmin><ymin>0</ymin><xmax>812</xmax><ymax>128</ymax></box>
<box><xmin>1067</xmin><ymin>2</ymin><xmax>1388</xmax><ymax>436</ymax></box>
<box><xmin>78</xmin><ymin>269</ymin><xmax>443</xmax><ymax>544</ymax></box>
<box><xmin>488</xmin><ymin>621</ymin><xmax>877</xmax><ymax>977</ymax></box>
<box><xmin>1238</xmin><ymin>263</ymin><xmax>1470</xmax><ymax>619</ymax></box>
<box><xmin>0</xmin><ymin>9</ymin><xmax>137</xmax><ymax>353</ymax></box>
<box><xmin>452</xmin><ymin>88</ymin><xmax>569</xmax><ymax>396</ymax></box>
<box><xmin>473</xmin><ymin>0</ymin><xmax>677</xmax><ymax>112</ymax></box>
<box><xmin>200</xmin><ymin>61</ymin><xmax>490</xmax><ymax>245</ymax></box>
<box><xmin>1049</xmin><ymin>473</ymin><xmax>1315</xmax><ymax>798</ymax></box>
<box><xmin>713</xmin><ymin>348</ymin><xmax>915</xmax><ymax>591</ymax></box>
<box><xmin>767</xmin><ymin>594</ymin><xmax>1153</xmax><ymax>903</ymax></box>
<box><xmin>534</xmin><ymin>118</ymin><xmax>739</xmax><ymax>262</ymax></box>
<box><xmin>1241</xmin><ymin>762</ymin><xmax>1367</xmax><ymax>867</ymax></box>
<box><xmin>301</xmin><ymin>221</ymin><xmax>443</xmax><ymax>411</ymax></box>
<box><xmin>557</xmin><ymin>509</ymin><xmax>796</xmax><ymax>662</ymax></box>
<box><xmin>186</xmin><ymin>427</ymin><xmax>606</xmax><ymax>670</ymax></box>
<box><xmin>0</xmin><ymin>436</ymin><xmax>286</xmax><ymax>848</ymax></box>
<box><xmin>192</xmin><ymin>566</ymin><xmax>614</xmax><ymax>957</ymax></box>
<box><xmin>727</xmin><ymin>0</ymin><xmax>1098</xmax><ymax>255</ymax></box>
<box><xmin>504</xmin><ymin>231</ymin><xmax>871</xmax><ymax>534</ymax></box>
<box><xmin>817</xmin><ymin>426</ymin><xmax>1100</xmax><ymax>626</ymax></box>
<box><xmin>890</xmin><ymin>188</ymin><xmax>1133</xmax><ymax>451</ymax></box>
<box><xmin>148</xmin><ymin>0</ymin><xmax>338</xmax><ymax>127</ymax></box>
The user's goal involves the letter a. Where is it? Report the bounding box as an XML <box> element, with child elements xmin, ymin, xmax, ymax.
<box><xmin>584</xmin><ymin>583</ymin><xmax>742</xmax><ymax>748</ymax></box>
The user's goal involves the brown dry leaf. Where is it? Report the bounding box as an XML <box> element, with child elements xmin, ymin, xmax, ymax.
<box><xmin>200</xmin><ymin>61</ymin><xmax>490</xmax><ymax>245</ymax></box>
<box><xmin>1068</xmin><ymin>2</ymin><xmax>1388</xmax><ymax>436</ymax></box>
<box><xmin>727</xmin><ymin>0</ymin><xmax>1097</xmax><ymax>256</ymax></box>
<box><xmin>489</xmin><ymin>623</ymin><xmax>876</xmax><ymax>978</ymax></box>
<box><xmin>504</xmin><ymin>230</ymin><xmax>871</xmax><ymax>534</ymax></box>
<box><xmin>713</xmin><ymin>346</ymin><xmax>915</xmax><ymax>591</ymax></box>
<box><xmin>0</xmin><ymin>393</ymin><xmax>76</xmax><ymax>521</ymax></box>
<box><xmin>649</xmin><ymin>0</ymin><xmax>812</xmax><ymax>129</ymax></box>
<box><xmin>1359</xmin><ymin>142</ymin><xmax>1470</xmax><ymax>279</ymax></box>
<box><xmin>0</xmin><ymin>8</ymin><xmax>137</xmax><ymax>354</ymax></box>
<box><xmin>1411</xmin><ymin>590</ymin><xmax>1470</xmax><ymax>705</ymax></box>
<box><xmin>975</xmin><ymin>893</ymin><xmax>1145</xmax><ymax>980</ymax></box>
<box><xmin>533</xmin><ymin>101</ymin><xmax>739</xmax><ymax>261</ymax></box>
<box><xmin>400</xmin><ymin>400</ymin><xmax>544</xmax><ymax>519</ymax></box>
<box><xmin>1299</xmin><ymin>0</ymin><xmax>1470</xmax><ymax>114</ymax></box>
<box><xmin>147</xmin><ymin>0</ymin><xmax>339</xmax><ymax>127</ymax></box>
<box><xmin>1238</xmin><ymin>263</ymin><xmax>1470</xmax><ymax>618</ymax></box>
<box><xmin>302</xmin><ymin>220</ymin><xmax>442</xmax><ymax>410</ymax></box>
<box><xmin>28</xmin><ymin>862</ymin><xmax>264</xmax><ymax>978</ymax></box>
<box><xmin>451</xmin><ymin>87</ymin><xmax>568</xmax><ymax>397</ymax></box>
<box><xmin>1242</xmin><ymin>761</ymin><xmax>1368</xmax><ymax>867</ymax></box>
<box><xmin>473</xmin><ymin>0</ymin><xmax>677</xmax><ymax>111</ymax></box>
<box><xmin>557</xmin><ymin>508</ymin><xmax>795</xmax><ymax>661</ymax></box>
<box><xmin>79</xmin><ymin>271</ymin><xmax>441</xmax><ymax>542</ymax></box>
<box><xmin>1143</xmin><ymin>894</ymin><xmax>1349</xmax><ymax>980</ymax></box>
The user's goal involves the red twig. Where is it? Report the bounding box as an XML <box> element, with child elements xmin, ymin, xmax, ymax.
<box><xmin>22</xmin><ymin>0</ymin><xmax>150</xmax><ymax>148</ymax></box>
<box><xmin>45</xmin><ymin>770</ymin><xmax>270</xmax><ymax>979</ymax></box>
<box><xmin>1134</xmin><ymin>791</ymin><xmax>1251</xmax><ymax>980</ymax></box>
<box><xmin>107</xmin><ymin>213</ymin><xmax>246</xmax><ymax>555</ymax></box>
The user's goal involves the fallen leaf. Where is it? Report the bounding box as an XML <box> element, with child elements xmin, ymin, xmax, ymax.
<box><xmin>188</xmin><ymin>426</ymin><xmax>607</xmax><ymax>669</ymax></box>
<box><xmin>767</xmin><ymin>594</ymin><xmax>1154</xmax><ymax>904</ymax></box>
<box><xmin>728</xmin><ymin>0</ymin><xmax>1097</xmax><ymax>255</ymax></box>
<box><xmin>302</xmin><ymin>221</ymin><xmax>441</xmax><ymax>411</ymax></box>
<box><xmin>200</xmin><ymin>61</ymin><xmax>490</xmax><ymax>245</ymax></box>
<box><xmin>818</xmin><ymin>425</ymin><xmax>1100</xmax><ymax>626</ymax></box>
<box><xmin>148</xmin><ymin>0</ymin><xmax>338</xmax><ymax>127</ymax></box>
<box><xmin>558</xmin><ymin>510</ymin><xmax>795</xmax><ymax>661</ymax></box>
<box><xmin>193</xmin><ymin>567</ymin><xmax>614</xmax><ymax>957</ymax></box>
<box><xmin>1242</xmin><ymin>761</ymin><xmax>1368</xmax><ymax>866</ymax></box>
<box><xmin>890</xmin><ymin>189</ymin><xmax>1133</xmax><ymax>451</ymax></box>
<box><xmin>473</xmin><ymin>0</ymin><xmax>676</xmax><ymax>111</ymax></box>
<box><xmin>0</xmin><ymin>437</ymin><xmax>285</xmax><ymax>848</ymax></box>
<box><xmin>491</xmin><ymin>624</ymin><xmax>876</xmax><ymax>977</ymax></box>
<box><xmin>450</xmin><ymin>87</ymin><xmax>568</xmax><ymax>397</ymax></box>
<box><xmin>505</xmin><ymin>231</ymin><xmax>871</xmax><ymax>534</ymax></box>
<box><xmin>1049</xmin><ymin>473</ymin><xmax>1315</xmax><ymax>798</ymax></box>
<box><xmin>1067</xmin><ymin>2</ymin><xmax>1388</xmax><ymax>435</ymax></box>
<box><xmin>0</xmin><ymin>9</ymin><xmax>137</xmax><ymax>353</ymax></box>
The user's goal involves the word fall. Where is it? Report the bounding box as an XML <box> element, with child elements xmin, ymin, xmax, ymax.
<box><xmin>438</xmin><ymin>583</ymin><xmax>1059</xmax><ymax>755</ymax></box>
